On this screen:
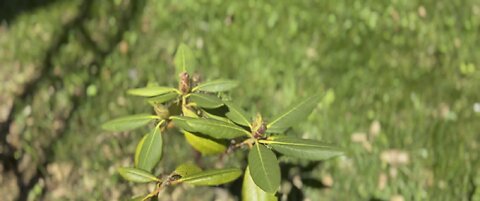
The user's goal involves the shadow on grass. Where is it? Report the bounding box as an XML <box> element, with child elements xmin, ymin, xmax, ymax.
<box><xmin>0</xmin><ymin>0</ymin><xmax>59</xmax><ymax>23</ymax></box>
<box><xmin>0</xmin><ymin>0</ymin><xmax>147</xmax><ymax>200</ymax></box>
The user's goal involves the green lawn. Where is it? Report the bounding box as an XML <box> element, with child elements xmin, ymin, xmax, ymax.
<box><xmin>0</xmin><ymin>0</ymin><xmax>479</xmax><ymax>200</ymax></box>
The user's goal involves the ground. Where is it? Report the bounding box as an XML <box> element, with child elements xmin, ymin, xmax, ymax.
<box><xmin>0</xmin><ymin>0</ymin><xmax>479</xmax><ymax>200</ymax></box>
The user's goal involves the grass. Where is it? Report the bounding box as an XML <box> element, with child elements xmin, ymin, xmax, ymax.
<box><xmin>0</xmin><ymin>0</ymin><xmax>479</xmax><ymax>200</ymax></box>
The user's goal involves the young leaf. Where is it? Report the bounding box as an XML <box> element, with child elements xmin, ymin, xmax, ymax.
<box><xmin>177</xmin><ymin>168</ymin><xmax>242</xmax><ymax>186</ymax></box>
<box><xmin>261</xmin><ymin>137</ymin><xmax>343</xmax><ymax>161</ymax></box>
<box><xmin>174</xmin><ymin>43</ymin><xmax>195</xmax><ymax>74</ymax></box>
<box><xmin>102</xmin><ymin>114</ymin><xmax>156</xmax><ymax>131</ymax></box>
<box><xmin>267</xmin><ymin>93</ymin><xmax>322</xmax><ymax>134</ymax></box>
<box><xmin>188</xmin><ymin>93</ymin><xmax>224</xmax><ymax>109</ymax></box>
<box><xmin>117</xmin><ymin>167</ymin><xmax>160</xmax><ymax>183</ymax></box>
<box><xmin>136</xmin><ymin>128</ymin><xmax>163</xmax><ymax>172</ymax></box>
<box><xmin>178</xmin><ymin>117</ymin><xmax>250</xmax><ymax>139</ymax></box>
<box><xmin>242</xmin><ymin>167</ymin><xmax>277</xmax><ymax>201</ymax></box>
<box><xmin>134</xmin><ymin>134</ymin><xmax>147</xmax><ymax>167</ymax></box>
<box><xmin>192</xmin><ymin>79</ymin><xmax>239</xmax><ymax>92</ymax></box>
<box><xmin>248</xmin><ymin>143</ymin><xmax>281</xmax><ymax>193</ymax></box>
<box><xmin>174</xmin><ymin>163</ymin><xmax>202</xmax><ymax>178</ymax></box>
<box><xmin>147</xmin><ymin>92</ymin><xmax>179</xmax><ymax>104</ymax></box>
<box><xmin>184</xmin><ymin>131</ymin><xmax>227</xmax><ymax>155</ymax></box>
<box><xmin>224</xmin><ymin>101</ymin><xmax>251</xmax><ymax>127</ymax></box>
<box><xmin>127</xmin><ymin>86</ymin><xmax>178</xmax><ymax>97</ymax></box>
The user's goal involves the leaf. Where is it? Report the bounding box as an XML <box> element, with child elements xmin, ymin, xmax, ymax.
<box><xmin>147</xmin><ymin>92</ymin><xmax>179</xmax><ymax>104</ymax></box>
<box><xmin>102</xmin><ymin>114</ymin><xmax>156</xmax><ymax>131</ymax></box>
<box><xmin>174</xmin><ymin>43</ymin><xmax>195</xmax><ymax>74</ymax></box>
<box><xmin>127</xmin><ymin>86</ymin><xmax>178</xmax><ymax>97</ymax></box>
<box><xmin>134</xmin><ymin>134</ymin><xmax>147</xmax><ymax>167</ymax></box>
<box><xmin>192</xmin><ymin>79</ymin><xmax>239</xmax><ymax>92</ymax></box>
<box><xmin>224</xmin><ymin>101</ymin><xmax>251</xmax><ymax>127</ymax></box>
<box><xmin>177</xmin><ymin>168</ymin><xmax>242</xmax><ymax>186</ymax></box>
<box><xmin>186</xmin><ymin>118</ymin><xmax>250</xmax><ymax>139</ymax></box>
<box><xmin>136</xmin><ymin>128</ymin><xmax>163</xmax><ymax>172</ymax></box>
<box><xmin>202</xmin><ymin>110</ymin><xmax>232</xmax><ymax>123</ymax></box>
<box><xmin>184</xmin><ymin>131</ymin><xmax>227</xmax><ymax>155</ymax></box>
<box><xmin>171</xmin><ymin>116</ymin><xmax>194</xmax><ymax>131</ymax></box>
<box><xmin>182</xmin><ymin>106</ymin><xmax>198</xmax><ymax>118</ymax></box>
<box><xmin>262</xmin><ymin>137</ymin><xmax>343</xmax><ymax>161</ymax></box>
<box><xmin>172</xmin><ymin>116</ymin><xmax>250</xmax><ymax>139</ymax></box>
<box><xmin>267</xmin><ymin>93</ymin><xmax>323</xmax><ymax>134</ymax></box>
<box><xmin>174</xmin><ymin>163</ymin><xmax>202</xmax><ymax>178</ymax></box>
<box><xmin>242</xmin><ymin>167</ymin><xmax>277</xmax><ymax>201</ymax></box>
<box><xmin>248</xmin><ymin>143</ymin><xmax>281</xmax><ymax>193</ymax></box>
<box><xmin>182</xmin><ymin>107</ymin><xmax>229</xmax><ymax>155</ymax></box>
<box><xmin>189</xmin><ymin>93</ymin><xmax>224</xmax><ymax>109</ymax></box>
<box><xmin>117</xmin><ymin>167</ymin><xmax>159</xmax><ymax>183</ymax></box>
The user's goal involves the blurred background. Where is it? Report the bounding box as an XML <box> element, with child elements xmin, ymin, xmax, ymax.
<box><xmin>0</xmin><ymin>0</ymin><xmax>479</xmax><ymax>200</ymax></box>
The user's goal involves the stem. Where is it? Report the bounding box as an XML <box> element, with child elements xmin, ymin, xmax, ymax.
<box><xmin>182</xmin><ymin>95</ymin><xmax>187</xmax><ymax>108</ymax></box>
<box><xmin>227</xmin><ymin>138</ymin><xmax>255</xmax><ymax>153</ymax></box>
<box><xmin>257</xmin><ymin>139</ymin><xmax>270</xmax><ymax>144</ymax></box>
<box><xmin>142</xmin><ymin>182</ymin><xmax>162</xmax><ymax>201</ymax></box>
<box><xmin>156</xmin><ymin>120</ymin><xmax>164</xmax><ymax>129</ymax></box>
<box><xmin>149</xmin><ymin>115</ymin><xmax>162</xmax><ymax>119</ymax></box>
<box><xmin>155</xmin><ymin>119</ymin><xmax>170</xmax><ymax>134</ymax></box>
<box><xmin>154</xmin><ymin>120</ymin><xmax>165</xmax><ymax>134</ymax></box>
<box><xmin>173</xmin><ymin>88</ymin><xmax>182</xmax><ymax>94</ymax></box>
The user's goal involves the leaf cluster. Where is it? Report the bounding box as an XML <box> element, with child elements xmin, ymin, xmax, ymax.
<box><xmin>102</xmin><ymin>44</ymin><xmax>343</xmax><ymax>200</ymax></box>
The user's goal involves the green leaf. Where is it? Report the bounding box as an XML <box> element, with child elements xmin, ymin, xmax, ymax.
<box><xmin>267</xmin><ymin>93</ymin><xmax>322</xmax><ymax>134</ymax></box>
<box><xmin>178</xmin><ymin>168</ymin><xmax>242</xmax><ymax>186</ymax></box>
<box><xmin>117</xmin><ymin>167</ymin><xmax>159</xmax><ymax>183</ymax></box>
<box><xmin>174</xmin><ymin>163</ymin><xmax>202</xmax><ymax>178</ymax></box>
<box><xmin>147</xmin><ymin>92</ymin><xmax>179</xmax><ymax>104</ymax></box>
<box><xmin>261</xmin><ymin>137</ymin><xmax>343</xmax><ymax>161</ymax></box>
<box><xmin>184</xmin><ymin>131</ymin><xmax>227</xmax><ymax>155</ymax></box>
<box><xmin>248</xmin><ymin>143</ymin><xmax>280</xmax><ymax>193</ymax></box>
<box><xmin>174</xmin><ymin>43</ymin><xmax>195</xmax><ymax>74</ymax></box>
<box><xmin>127</xmin><ymin>86</ymin><xmax>178</xmax><ymax>97</ymax></box>
<box><xmin>136</xmin><ymin>128</ymin><xmax>163</xmax><ymax>172</ymax></box>
<box><xmin>170</xmin><ymin>116</ymin><xmax>195</xmax><ymax>130</ymax></box>
<box><xmin>182</xmin><ymin>106</ymin><xmax>198</xmax><ymax>118</ymax></box>
<box><xmin>202</xmin><ymin>110</ymin><xmax>233</xmax><ymax>123</ymax></box>
<box><xmin>242</xmin><ymin>167</ymin><xmax>277</xmax><ymax>201</ymax></box>
<box><xmin>189</xmin><ymin>93</ymin><xmax>224</xmax><ymax>109</ymax></box>
<box><xmin>192</xmin><ymin>79</ymin><xmax>239</xmax><ymax>92</ymax></box>
<box><xmin>134</xmin><ymin>134</ymin><xmax>147</xmax><ymax>167</ymax></box>
<box><xmin>173</xmin><ymin>116</ymin><xmax>250</xmax><ymax>139</ymax></box>
<box><xmin>102</xmin><ymin>114</ymin><xmax>156</xmax><ymax>131</ymax></box>
<box><xmin>224</xmin><ymin>101</ymin><xmax>251</xmax><ymax>127</ymax></box>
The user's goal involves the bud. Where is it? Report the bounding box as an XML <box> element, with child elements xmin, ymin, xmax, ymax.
<box><xmin>252</xmin><ymin>114</ymin><xmax>266</xmax><ymax>139</ymax></box>
<box><xmin>257</xmin><ymin>122</ymin><xmax>266</xmax><ymax>135</ymax></box>
<box><xmin>179</xmin><ymin>72</ymin><xmax>190</xmax><ymax>94</ymax></box>
<box><xmin>154</xmin><ymin>104</ymin><xmax>170</xmax><ymax>119</ymax></box>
